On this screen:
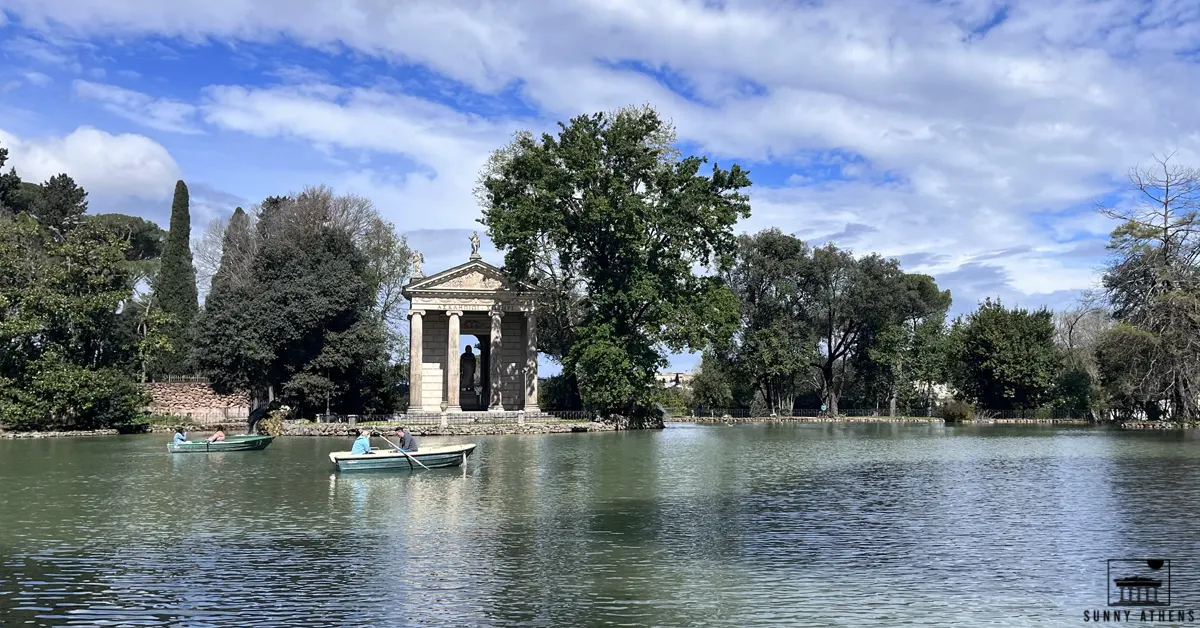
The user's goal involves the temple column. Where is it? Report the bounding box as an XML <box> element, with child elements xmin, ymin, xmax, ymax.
<box><xmin>525</xmin><ymin>311</ymin><xmax>538</xmax><ymax>410</ymax></box>
<box><xmin>490</xmin><ymin>308</ymin><xmax>504</xmax><ymax>410</ymax></box>
<box><xmin>446</xmin><ymin>310</ymin><xmax>462</xmax><ymax>412</ymax></box>
<box><xmin>408</xmin><ymin>310</ymin><xmax>424</xmax><ymax>410</ymax></box>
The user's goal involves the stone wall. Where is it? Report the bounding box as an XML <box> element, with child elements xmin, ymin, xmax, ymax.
<box><xmin>141</xmin><ymin>382</ymin><xmax>250</xmax><ymax>425</ymax></box>
<box><xmin>669</xmin><ymin>416</ymin><xmax>944</xmax><ymax>424</ymax></box>
<box><xmin>280</xmin><ymin>420</ymin><xmax>613</xmax><ymax>437</ymax></box>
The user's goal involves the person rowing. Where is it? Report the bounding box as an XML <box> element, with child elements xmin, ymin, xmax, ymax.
<box><xmin>392</xmin><ymin>427</ymin><xmax>418</xmax><ymax>453</ymax></box>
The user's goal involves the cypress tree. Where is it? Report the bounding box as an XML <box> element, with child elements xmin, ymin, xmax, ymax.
<box><xmin>151</xmin><ymin>180</ymin><xmax>199</xmax><ymax>376</ymax></box>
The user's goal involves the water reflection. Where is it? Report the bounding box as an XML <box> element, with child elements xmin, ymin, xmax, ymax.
<box><xmin>3</xmin><ymin>425</ymin><xmax>1200</xmax><ymax>625</ymax></box>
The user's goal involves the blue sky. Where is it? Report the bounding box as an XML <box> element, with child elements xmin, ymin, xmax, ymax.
<box><xmin>3</xmin><ymin>0</ymin><xmax>1197</xmax><ymax>374</ymax></box>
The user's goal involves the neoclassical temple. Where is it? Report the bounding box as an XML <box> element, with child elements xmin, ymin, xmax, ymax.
<box><xmin>402</xmin><ymin>236</ymin><xmax>538</xmax><ymax>413</ymax></box>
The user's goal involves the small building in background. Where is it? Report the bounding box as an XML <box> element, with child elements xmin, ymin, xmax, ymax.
<box><xmin>655</xmin><ymin>372</ymin><xmax>695</xmax><ymax>389</ymax></box>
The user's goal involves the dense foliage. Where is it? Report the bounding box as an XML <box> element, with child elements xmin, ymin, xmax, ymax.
<box><xmin>478</xmin><ymin>106</ymin><xmax>749</xmax><ymax>418</ymax></box>
<box><xmin>0</xmin><ymin>145</ymin><xmax>151</xmax><ymax>430</ymax></box>
<box><xmin>193</xmin><ymin>186</ymin><xmax>410</xmax><ymax>421</ymax></box>
<box><xmin>945</xmin><ymin>299</ymin><xmax>1060</xmax><ymax>411</ymax></box>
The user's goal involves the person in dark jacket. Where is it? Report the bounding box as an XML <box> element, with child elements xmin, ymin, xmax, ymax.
<box><xmin>393</xmin><ymin>427</ymin><xmax>418</xmax><ymax>452</ymax></box>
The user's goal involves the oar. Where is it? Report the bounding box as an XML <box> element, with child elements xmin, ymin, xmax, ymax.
<box><xmin>379</xmin><ymin>434</ymin><xmax>430</xmax><ymax>470</ymax></box>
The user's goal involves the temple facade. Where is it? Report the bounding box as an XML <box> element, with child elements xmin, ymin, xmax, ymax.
<box><xmin>402</xmin><ymin>241</ymin><xmax>538</xmax><ymax>413</ymax></box>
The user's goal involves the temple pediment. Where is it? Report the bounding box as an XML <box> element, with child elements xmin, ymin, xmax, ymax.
<box><xmin>403</xmin><ymin>260</ymin><xmax>529</xmax><ymax>296</ymax></box>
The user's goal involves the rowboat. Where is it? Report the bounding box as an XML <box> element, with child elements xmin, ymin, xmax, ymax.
<box><xmin>168</xmin><ymin>435</ymin><xmax>275</xmax><ymax>453</ymax></box>
<box><xmin>328</xmin><ymin>443</ymin><xmax>477</xmax><ymax>472</ymax></box>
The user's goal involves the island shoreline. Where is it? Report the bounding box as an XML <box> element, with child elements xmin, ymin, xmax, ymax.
<box><xmin>4</xmin><ymin>416</ymin><xmax>1185</xmax><ymax>438</ymax></box>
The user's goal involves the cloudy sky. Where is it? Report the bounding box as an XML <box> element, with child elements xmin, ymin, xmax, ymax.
<box><xmin>0</xmin><ymin>0</ymin><xmax>1192</xmax><ymax>372</ymax></box>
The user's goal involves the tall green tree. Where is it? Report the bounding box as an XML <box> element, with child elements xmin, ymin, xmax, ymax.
<box><xmin>478</xmin><ymin>105</ymin><xmax>750</xmax><ymax>418</ymax></box>
<box><xmin>31</xmin><ymin>174</ymin><xmax>88</xmax><ymax>237</ymax></box>
<box><xmin>855</xmin><ymin>273</ymin><xmax>951</xmax><ymax>416</ymax></box>
<box><xmin>0</xmin><ymin>144</ymin><xmax>41</xmax><ymax>217</ymax></box>
<box><xmin>0</xmin><ymin>211</ymin><xmax>148</xmax><ymax>430</ymax></box>
<box><xmin>722</xmin><ymin>229</ymin><xmax>812</xmax><ymax>415</ymax></box>
<box><xmin>798</xmin><ymin>245</ymin><xmax>908</xmax><ymax>416</ymax></box>
<box><xmin>946</xmin><ymin>298</ymin><xmax>1061</xmax><ymax>410</ymax></box>
<box><xmin>151</xmin><ymin>180</ymin><xmax>199</xmax><ymax>376</ymax></box>
<box><xmin>194</xmin><ymin>190</ymin><xmax>398</xmax><ymax>420</ymax></box>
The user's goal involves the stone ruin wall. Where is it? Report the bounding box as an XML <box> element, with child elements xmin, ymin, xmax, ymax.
<box><xmin>141</xmin><ymin>382</ymin><xmax>250</xmax><ymax>426</ymax></box>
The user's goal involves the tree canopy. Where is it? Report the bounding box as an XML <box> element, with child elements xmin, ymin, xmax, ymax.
<box><xmin>0</xmin><ymin>145</ymin><xmax>151</xmax><ymax>430</ymax></box>
<box><xmin>478</xmin><ymin>105</ymin><xmax>750</xmax><ymax>417</ymax></box>
<box><xmin>945</xmin><ymin>298</ymin><xmax>1060</xmax><ymax>410</ymax></box>
<box><xmin>193</xmin><ymin>186</ymin><xmax>407</xmax><ymax>420</ymax></box>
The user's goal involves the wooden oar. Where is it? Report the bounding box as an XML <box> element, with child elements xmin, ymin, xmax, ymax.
<box><xmin>379</xmin><ymin>434</ymin><xmax>430</xmax><ymax>470</ymax></box>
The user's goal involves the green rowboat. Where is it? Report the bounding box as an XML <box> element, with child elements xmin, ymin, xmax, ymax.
<box><xmin>328</xmin><ymin>443</ymin><xmax>476</xmax><ymax>471</ymax></box>
<box><xmin>168</xmin><ymin>435</ymin><xmax>275</xmax><ymax>453</ymax></box>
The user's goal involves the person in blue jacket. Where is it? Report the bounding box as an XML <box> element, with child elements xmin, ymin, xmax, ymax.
<box><xmin>173</xmin><ymin>427</ymin><xmax>188</xmax><ymax>444</ymax></box>
<box><xmin>350</xmin><ymin>428</ymin><xmax>373</xmax><ymax>455</ymax></box>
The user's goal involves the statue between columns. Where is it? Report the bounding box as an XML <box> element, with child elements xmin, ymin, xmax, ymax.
<box><xmin>460</xmin><ymin>345</ymin><xmax>477</xmax><ymax>391</ymax></box>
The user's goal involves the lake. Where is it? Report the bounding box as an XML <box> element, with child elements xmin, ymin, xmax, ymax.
<box><xmin>2</xmin><ymin>423</ymin><xmax>1200</xmax><ymax>626</ymax></box>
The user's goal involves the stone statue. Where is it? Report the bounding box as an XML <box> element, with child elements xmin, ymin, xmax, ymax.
<box><xmin>470</xmin><ymin>231</ymin><xmax>481</xmax><ymax>258</ymax></box>
<box><xmin>460</xmin><ymin>345</ymin><xmax>477</xmax><ymax>391</ymax></box>
<box><xmin>409</xmin><ymin>251</ymin><xmax>424</xmax><ymax>277</ymax></box>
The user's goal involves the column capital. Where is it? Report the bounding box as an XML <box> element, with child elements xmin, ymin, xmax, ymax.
<box><xmin>408</xmin><ymin>309</ymin><xmax>426</xmax><ymax>319</ymax></box>
<box><xmin>445</xmin><ymin>310</ymin><xmax>463</xmax><ymax>317</ymax></box>
<box><xmin>490</xmin><ymin>307</ymin><xmax>505</xmax><ymax>319</ymax></box>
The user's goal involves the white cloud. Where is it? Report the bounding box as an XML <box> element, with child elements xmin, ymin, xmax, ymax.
<box><xmin>199</xmin><ymin>82</ymin><xmax>519</xmax><ymax>230</ymax></box>
<box><xmin>22</xmin><ymin>71</ymin><xmax>52</xmax><ymax>86</ymax></box>
<box><xmin>0</xmin><ymin>126</ymin><xmax>180</xmax><ymax>200</ymax></box>
<box><xmin>72</xmin><ymin>80</ymin><xmax>202</xmax><ymax>134</ymax></box>
<box><xmin>8</xmin><ymin>0</ymin><xmax>1199</xmax><ymax>305</ymax></box>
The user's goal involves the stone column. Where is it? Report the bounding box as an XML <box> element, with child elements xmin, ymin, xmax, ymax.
<box><xmin>408</xmin><ymin>310</ymin><xmax>424</xmax><ymax>410</ymax></box>
<box><xmin>446</xmin><ymin>310</ymin><xmax>462</xmax><ymax>412</ymax></box>
<box><xmin>489</xmin><ymin>308</ymin><xmax>504</xmax><ymax>410</ymax></box>
<box><xmin>525</xmin><ymin>311</ymin><xmax>538</xmax><ymax>410</ymax></box>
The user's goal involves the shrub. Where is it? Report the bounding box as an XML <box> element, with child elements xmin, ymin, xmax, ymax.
<box><xmin>256</xmin><ymin>405</ymin><xmax>290</xmax><ymax>437</ymax></box>
<box><xmin>940</xmin><ymin>400</ymin><xmax>974</xmax><ymax>423</ymax></box>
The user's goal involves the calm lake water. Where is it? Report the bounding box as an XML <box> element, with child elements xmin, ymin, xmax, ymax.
<box><xmin>2</xmin><ymin>423</ymin><xmax>1200</xmax><ymax>626</ymax></box>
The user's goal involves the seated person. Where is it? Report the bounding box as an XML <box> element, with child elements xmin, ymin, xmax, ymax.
<box><xmin>173</xmin><ymin>428</ymin><xmax>189</xmax><ymax>444</ymax></box>
<box><xmin>394</xmin><ymin>427</ymin><xmax>418</xmax><ymax>452</ymax></box>
<box><xmin>351</xmin><ymin>428</ymin><xmax>373</xmax><ymax>455</ymax></box>
<box><xmin>207</xmin><ymin>425</ymin><xmax>227</xmax><ymax>443</ymax></box>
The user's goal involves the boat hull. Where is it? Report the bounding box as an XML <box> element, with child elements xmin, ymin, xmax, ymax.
<box><xmin>328</xmin><ymin>443</ymin><xmax>476</xmax><ymax>471</ymax></box>
<box><xmin>168</xmin><ymin>435</ymin><xmax>275</xmax><ymax>453</ymax></box>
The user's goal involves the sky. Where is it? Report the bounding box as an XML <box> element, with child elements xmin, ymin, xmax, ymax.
<box><xmin>1</xmin><ymin>0</ymin><xmax>1196</xmax><ymax>374</ymax></box>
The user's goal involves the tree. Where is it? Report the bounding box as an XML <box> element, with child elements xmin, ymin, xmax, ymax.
<box><xmin>1050</xmin><ymin>291</ymin><xmax>1112</xmax><ymax>419</ymax></box>
<box><xmin>30</xmin><ymin>174</ymin><xmax>89</xmax><ymax>238</ymax></box>
<box><xmin>798</xmin><ymin>245</ymin><xmax>908</xmax><ymax>416</ymax></box>
<box><xmin>946</xmin><ymin>298</ymin><xmax>1061</xmax><ymax>410</ymax></box>
<box><xmin>1094</xmin><ymin>323</ymin><xmax>1163</xmax><ymax>421</ymax></box>
<box><xmin>0</xmin><ymin>144</ymin><xmax>22</xmax><ymax>214</ymax></box>
<box><xmin>0</xmin><ymin>212</ymin><xmax>148</xmax><ymax>430</ymax></box>
<box><xmin>856</xmin><ymin>273</ymin><xmax>951</xmax><ymax>416</ymax></box>
<box><xmin>691</xmin><ymin>350</ymin><xmax>734</xmax><ymax>411</ymax></box>
<box><xmin>89</xmin><ymin>213</ymin><xmax>166</xmax><ymax>286</ymax></box>
<box><xmin>1098</xmin><ymin>153</ymin><xmax>1200</xmax><ymax>422</ymax></box>
<box><xmin>721</xmin><ymin>229</ymin><xmax>812</xmax><ymax>415</ymax></box>
<box><xmin>194</xmin><ymin>189</ymin><xmax>399</xmax><ymax>420</ymax></box>
<box><xmin>151</xmin><ymin>180</ymin><xmax>199</xmax><ymax>375</ymax></box>
<box><xmin>478</xmin><ymin>105</ymin><xmax>750</xmax><ymax>418</ymax></box>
